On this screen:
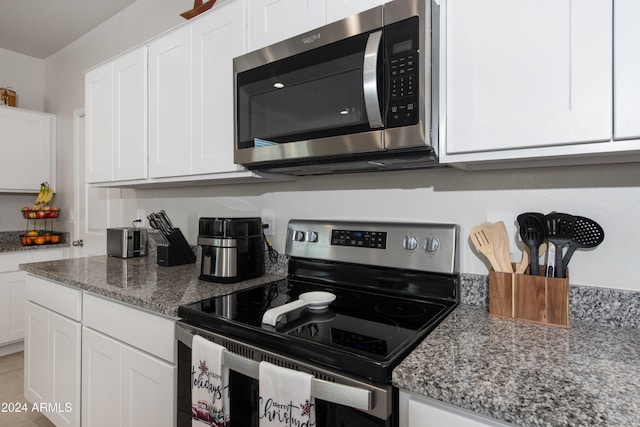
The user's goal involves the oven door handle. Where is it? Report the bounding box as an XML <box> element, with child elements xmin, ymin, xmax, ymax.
<box><xmin>176</xmin><ymin>323</ymin><xmax>373</xmax><ymax>412</ymax></box>
<box><xmin>363</xmin><ymin>30</ymin><xmax>384</xmax><ymax>129</ymax></box>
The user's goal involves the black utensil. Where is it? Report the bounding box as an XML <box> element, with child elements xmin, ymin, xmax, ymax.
<box><xmin>544</xmin><ymin>212</ymin><xmax>576</xmax><ymax>278</ymax></box>
<box><xmin>516</xmin><ymin>213</ymin><xmax>546</xmax><ymax>276</ymax></box>
<box><xmin>560</xmin><ymin>216</ymin><xmax>604</xmax><ymax>276</ymax></box>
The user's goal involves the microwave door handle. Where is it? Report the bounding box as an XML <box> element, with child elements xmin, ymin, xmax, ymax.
<box><xmin>363</xmin><ymin>30</ymin><xmax>383</xmax><ymax>129</ymax></box>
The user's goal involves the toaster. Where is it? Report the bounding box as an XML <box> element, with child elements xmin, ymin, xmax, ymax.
<box><xmin>107</xmin><ymin>227</ymin><xmax>147</xmax><ymax>258</ymax></box>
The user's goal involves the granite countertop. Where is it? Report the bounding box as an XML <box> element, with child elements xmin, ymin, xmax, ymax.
<box><xmin>19</xmin><ymin>255</ymin><xmax>285</xmax><ymax>317</ymax></box>
<box><xmin>393</xmin><ymin>304</ymin><xmax>640</xmax><ymax>427</ymax></box>
<box><xmin>0</xmin><ymin>230</ymin><xmax>70</xmax><ymax>252</ymax></box>
<box><xmin>19</xmin><ymin>253</ymin><xmax>640</xmax><ymax>426</ymax></box>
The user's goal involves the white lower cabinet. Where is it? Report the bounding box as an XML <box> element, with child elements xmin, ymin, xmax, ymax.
<box><xmin>23</xmin><ymin>275</ymin><xmax>176</xmax><ymax>426</ymax></box>
<box><xmin>0</xmin><ymin>271</ymin><xmax>26</xmax><ymax>346</ymax></box>
<box><xmin>82</xmin><ymin>292</ymin><xmax>177</xmax><ymax>427</ymax></box>
<box><xmin>399</xmin><ymin>391</ymin><xmax>512</xmax><ymax>427</ymax></box>
<box><xmin>24</xmin><ymin>283</ymin><xmax>82</xmax><ymax>427</ymax></box>
<box><xmin>1</xmin><ymin>249</ymin><xmax>65</xmax><ymax>357</ymax></box>
<box><xmin>82</xmin><ymin>327</ymin><xmax>175</xmax><ymax>427</ymax></box>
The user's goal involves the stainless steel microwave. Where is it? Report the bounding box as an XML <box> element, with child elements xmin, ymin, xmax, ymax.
<box><xmin>233</xmin><ymin>0</ymin><xmax>439</xmax><ymax>175</ymax></box>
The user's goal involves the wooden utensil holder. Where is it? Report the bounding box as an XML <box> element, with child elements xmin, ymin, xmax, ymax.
<box><xmin>489</xmin><ymin>267</ymin><xmax>569</xmax><ymax>327</ymax></box>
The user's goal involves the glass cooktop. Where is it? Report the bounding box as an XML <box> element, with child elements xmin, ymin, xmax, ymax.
<box><xmin>179</xmin><ymin>278</ymin><xmax>455</xmax><ymax>381</ymax></box>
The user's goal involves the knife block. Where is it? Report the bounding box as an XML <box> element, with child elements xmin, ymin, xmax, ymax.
<box><xmin>489</xmin><ymin>267</ymin><xmax>569</xmax><ymax>328</ymax></box>
<box><xmin>156</xmin><ymin>228</ymin><xmax>196</xmax><ymax>267</ymax></box>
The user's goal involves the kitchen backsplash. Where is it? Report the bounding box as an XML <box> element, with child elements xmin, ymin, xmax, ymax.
<box><xmin>460</xmin><ymin>273</ymin><xmax>640</xmax><ymax>328</ymax></box>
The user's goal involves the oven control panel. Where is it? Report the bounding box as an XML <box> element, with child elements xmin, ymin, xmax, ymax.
<box><xmin>330</xmin><ymin>229</ymin><xmax>387</xmax><ymax>249</ymax></box>
<box><xmin>286</xmin><ymin>220</ymin><xmax>459</xmax><ymax>275</ymax></box>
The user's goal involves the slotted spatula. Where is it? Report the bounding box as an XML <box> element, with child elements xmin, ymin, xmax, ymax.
<box><xmin>516</xmin><ymin>213</ymin><xmax>546</xmax><ymax>276</ymax></box>
<box><xmin>560</xmin><ymin>216</ymin><xmax>604</xmax><ymax>277</ymax></box>
<box><xmin>544</xmin><ymin>212</ymin><xmax>576</xmax><ymax>278</ymax></box>
<box><xmin>482</xmin><ymin>221</ymin><xmax>512</xmax><ymax>273</ymax></box>
<box><xmin>470</xmin><ymin>225</ymin><xmax>509</xmax><ymax>272</ymax></box>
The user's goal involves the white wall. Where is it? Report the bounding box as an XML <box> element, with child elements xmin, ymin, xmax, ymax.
<box><xmin>39</xmin><ymin>0</ymin><xmax>640</xmax><ymax>293</ymax></box>
<box><xmin>128</xmin><ymin>162</ymin><xmax>640</xmax><ymax>292</ymax></box>
<box><xmin>0</xmin><ymin>48</ymin><xmax>45</xmax><ymax>110</ymax></box>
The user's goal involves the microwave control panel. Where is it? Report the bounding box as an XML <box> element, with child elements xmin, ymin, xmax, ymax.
<box><xmin>386</xmin><ymin>16</ymin><xmax>419</xmax><ymax>128</ymax></box>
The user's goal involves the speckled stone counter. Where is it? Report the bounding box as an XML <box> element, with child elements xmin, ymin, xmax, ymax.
<box><xmin>19</xmin><ymin>255</ymin><xmax>285</xmax><ymax>317</ymax></box>
<box><xmin>0</xmin><ymin>230</ymin><xmax>70</xmax><ymax>252</ymax></box>
<box><xmin>393</xmin><ymin>304</ymin><xmax>640</xmax><ymax>427</ymax></box>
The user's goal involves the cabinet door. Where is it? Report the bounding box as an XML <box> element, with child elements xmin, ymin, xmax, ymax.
<box><xmin>444</xmin><ymin>0</ymin><xmax>612</xmax><ymax>155</ymax></box>
<box><xmin>113</xmin><ymin>47</ymin><xmax>148</xmax><ymax>181</ymax></box>
<box><xmin>24</xmin><ymin>301</ymin><xmax>49</xmax><ymax>405</ymax></box>
<box><xmin>248</xmin><ymin>0</ymin><xmax>326</xmax><ymax>51</ymax></box>
<box><xmin>406</xmin><ymin>395</ymin><xmax>509</xmax><ymax>427</ymax></box>
<box><xmin>0</xmin><ymin>107</ymin><xmax>55</xmax><ymax>191</ymax></box>
<box><xmin>613</xmin><ymin>0</ymin><xmax>640</xmax><ymax>140</ymax></box>
<box><xmin>148</xmin><ymin>25</ymin><xmax>193</xmax><ymax>178</ymax></box>
<box><xmin>82</xmin><ymin>327</ymin><xmax>122</xmax><ymax>427</ymax></box>
<box><xmin>85</xmin><ymin>62</ymin><xmax>115</xmax><ymax>183</ymax></box>
<box><xmin>121</xmin><ymin>345</ymin><xmax>176</xmax><ymax>427</ymax></box>
<box><xmin>326</xmin><ymin>0</ymin><xmax>386</xmax><ymax>24</ymax></box>
<box><xmin>192</xmin><ymin>0</ymin><xmax>246</xmax><ymax>175</ymax></box>
<box><xmin>48</xmin><ymin>312</ymin><xmax>81</xmax><ymax>427</ymax></box>
<box><xmin>0</xmin><ymin>271</ymin><xmax>26</xmax><ymax>345</ymax></box>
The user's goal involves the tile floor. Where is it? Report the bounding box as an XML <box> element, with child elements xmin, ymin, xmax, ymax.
<box><xmin>0</xmin><ymin>352</ymin><xmax>54</xmax><ymax>426</ymax></box>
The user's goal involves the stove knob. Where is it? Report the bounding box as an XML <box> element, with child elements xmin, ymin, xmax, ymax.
<box><xmin>306</xmin><ymin>231</ymin><xmax>318</xmax><ymax>242</ymax></box>
<box><xmin>293</xmin><ymin>230</ymin><xmax>306</xmax><ymax>241</ymax></box>
<box><xmin>424</xmin><ymin>237</ymin><xmax>440</xmax><ymax>253</ymax></box>
<box><xmin>402</xmin><ymin>235</ymin><xmax>419</xmax><ymax>251</ymax></box>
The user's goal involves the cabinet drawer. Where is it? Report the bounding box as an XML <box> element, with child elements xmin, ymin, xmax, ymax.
<box><xmin>25</xmin><ymin>275</ymin><xmax>82</xmax><ymax>321</ymax></box>
<box><xmin>83</xmin><ymin>293</ymin><xmax>176</xmax><ymax>363</ymax></box>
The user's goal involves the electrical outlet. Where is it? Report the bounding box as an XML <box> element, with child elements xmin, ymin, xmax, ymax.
<box><xmin>136</xmin><ymin>208</ymin><xmax>146</xmax><ymax>227</ymax></box>
<box><xmin>261</xmin><ymin>208</ymin><xmax>275</xmax><ymax>236</ymax></box>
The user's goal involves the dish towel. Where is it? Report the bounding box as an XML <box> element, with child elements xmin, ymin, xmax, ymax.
<box><xmin>259</xmin><ymin>361</ymin><xmax>315</xmax><ymax>427</ymax></box>
<box><xmin>191</xmin><ymin>335</ymin><xmax>230</xmax><ymax>427</ymax></box>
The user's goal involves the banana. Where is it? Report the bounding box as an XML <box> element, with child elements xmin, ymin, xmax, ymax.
<box><xmin>34</xmin><ymin>183</ymin><xmax>46</xmax><ymax>205</ymax></box>
<box><xmin>34</xmin><ymin>182</ymin><xmax>53</xmax><ymax>206</ymax></box>
<box><xmin>42</xmin><ymin>187</ymin><xmax>54</xmax><ymax>204</ymax></box>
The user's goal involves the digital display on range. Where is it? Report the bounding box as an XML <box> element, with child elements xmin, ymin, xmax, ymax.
<box><xmin>331</xmin><ymin>229</ymin><xmax>387</xmax><ymax>249</ymax></box>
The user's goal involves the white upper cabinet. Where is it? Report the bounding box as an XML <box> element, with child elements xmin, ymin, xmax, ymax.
<box><xmin>248</xmin><ymin>0</ymin><xmax>326</xmax><ymax>51</ymax></box>
<box><xmin>0</xmin><ymin>107</ymin><xmax>55</xmax><ymax>192</ymax></box>
<box><xmin>85</xmin><ymin>46</ymin><xmax>147</xmax><ymax>183</ymax></box>
<box><xmin>148</xmin><ymin>25</ymin><xmax>193</xmax><ymax>178</ymax></box>
<box><xmin>191</xmin><ymin>0</ymin><xmax>246</xmax><ymax>175</ymax></box>
<box><xmin>325</xmin><ymin>0</ymin><xmax>387</xmax><ymax>24</ymax></box>
<box><xmin>113</xmin><ymin>48</ymin><xmax>148</xmax><ymax>181</ymax></box>
<box><xmin>85</xmin><ymin>64</ymin><xmax>114</xmax><ymax>183</ymax></box>
<box><xmin>614</xmin><ymin>0</ymin><xmax>640</xmax><ymax>140</ymax></box>
<box><xmin>248</xmin><ymin>0</ymin><xmax>388</xmax><ymax>52</ymax></box>
<box><xmin>440</xmin><ymin>0</ymin><xmax>613</xmax><ymax>162</ymax></box>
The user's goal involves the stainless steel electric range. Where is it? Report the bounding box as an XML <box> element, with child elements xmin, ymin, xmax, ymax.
<box><xmin>176</xmin><ymin>219</ymin><xmax>459</xmax><ymax>427</ymax></box>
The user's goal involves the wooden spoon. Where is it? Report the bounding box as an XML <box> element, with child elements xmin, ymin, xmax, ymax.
<box><xmin>515</xmin><ymin>247</ymin><xmax>530</xmax><ymax>274</ymax></box>
<box><xmin>483</xmin><ymin>221</ymin><xmax>513</xmax><ymax>273</ymax></box>
<box><xmin>470</xmin><ymin>225</ymin><xmax>510</xmax><ymax>273</ymax></box>
<box><xmin>515</xmin><ymin>243</ymin><xmax>547</xmax><ymax>275</ymax></box>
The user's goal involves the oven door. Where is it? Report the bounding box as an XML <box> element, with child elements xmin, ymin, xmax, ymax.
<box><xmin>177</xmin><ymin>322</ymin><xmax>396</xmax><ymax>427</ymax></box>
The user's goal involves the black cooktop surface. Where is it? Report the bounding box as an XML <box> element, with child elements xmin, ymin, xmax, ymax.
<box><xmin>179</xmin><ymin>278</ymin><xmax>456</xmax><ymax>382</ymax></box>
